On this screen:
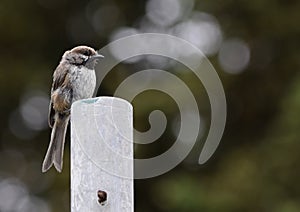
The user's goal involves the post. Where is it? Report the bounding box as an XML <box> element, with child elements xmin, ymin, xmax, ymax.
<box><xmin>71</xmin><ymin>97</ymin><xmax>134</xmax><ymax>212</ymax></box>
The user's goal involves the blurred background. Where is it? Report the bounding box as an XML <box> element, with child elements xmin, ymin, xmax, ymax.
<box><xmin>0</xmin><ymin>0</ymin><xmax>300</xmax><ymax>211</ymax></box>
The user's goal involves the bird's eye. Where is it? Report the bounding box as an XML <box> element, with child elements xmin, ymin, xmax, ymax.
<box><xmin>83</xmin><ymin>50</ymin><xmax>91</xmax><ymax>56</ymax></box>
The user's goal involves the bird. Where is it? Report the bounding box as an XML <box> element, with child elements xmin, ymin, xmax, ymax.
<box><xmin>42</xmin><ymin>46</ymin><xmax>104</xmax><ymax>173</ymax></box>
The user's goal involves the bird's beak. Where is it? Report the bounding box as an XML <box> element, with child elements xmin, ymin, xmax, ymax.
<box><xmin>89</xmin><ymin>53</ymin><xmax>104</xmax><ymax>62</ymax></box>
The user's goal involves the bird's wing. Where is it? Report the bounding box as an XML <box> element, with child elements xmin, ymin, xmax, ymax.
<box><xmin>52</xmin><ymin>63</ymin><xmax>70</xmax><ymax>91</ymax></box>
<box><xmin>48</xmin><ymin>64</ymin><xmax>70</xmax><ymax>128</ymax></box>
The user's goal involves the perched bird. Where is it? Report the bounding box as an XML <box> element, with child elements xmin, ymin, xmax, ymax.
<box><xmin>42</xmin><ymin>46</ymin><xmax>103</xmax><ymax>173</ymax></box>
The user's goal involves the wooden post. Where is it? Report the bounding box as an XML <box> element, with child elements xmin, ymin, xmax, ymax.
<box><xmin>71</xmin><ymin>97</ymin><xmax>133</xmax><ymax>212</ymax></box>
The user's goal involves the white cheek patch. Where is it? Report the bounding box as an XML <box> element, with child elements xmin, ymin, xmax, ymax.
<box><xmin>82</xmin><ymin>55</ymin><xmax>89</xmax><ymax>62</ymax></box>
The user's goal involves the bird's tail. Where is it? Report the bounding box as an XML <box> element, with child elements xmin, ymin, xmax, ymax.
<box><xmin>42</xmin><ymin>114</ymin><xmax>70</xmax><ymax>173</ymax></box>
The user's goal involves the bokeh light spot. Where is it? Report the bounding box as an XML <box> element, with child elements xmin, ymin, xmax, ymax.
<box><xmin>218</xmin><ymin>38</ymin><xmax>251</xmax><ymax>74</ymax></box>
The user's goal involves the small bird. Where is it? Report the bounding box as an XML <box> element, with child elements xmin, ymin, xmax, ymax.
<box><xmin>42</xmin><ymin>46</ymin><xmax>103</xmax><ymax>173</ymax></box>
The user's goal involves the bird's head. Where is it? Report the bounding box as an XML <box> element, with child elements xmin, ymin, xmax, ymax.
<box><xmin>62</xmin><ymin>46</ymin><xmax>104</xmax><ymax>69</ymax></box>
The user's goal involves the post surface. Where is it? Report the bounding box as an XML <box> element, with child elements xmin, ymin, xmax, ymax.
<box><xmin>71</xmin><ymin>97</ymin><xmax>133</xmax><ymax>212</ymax></box>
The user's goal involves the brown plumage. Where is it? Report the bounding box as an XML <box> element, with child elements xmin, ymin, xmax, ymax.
<box><xmin>42</xmin><ymin>46</ymin><xmax>103</xmax><ymax>173</ymax></box>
